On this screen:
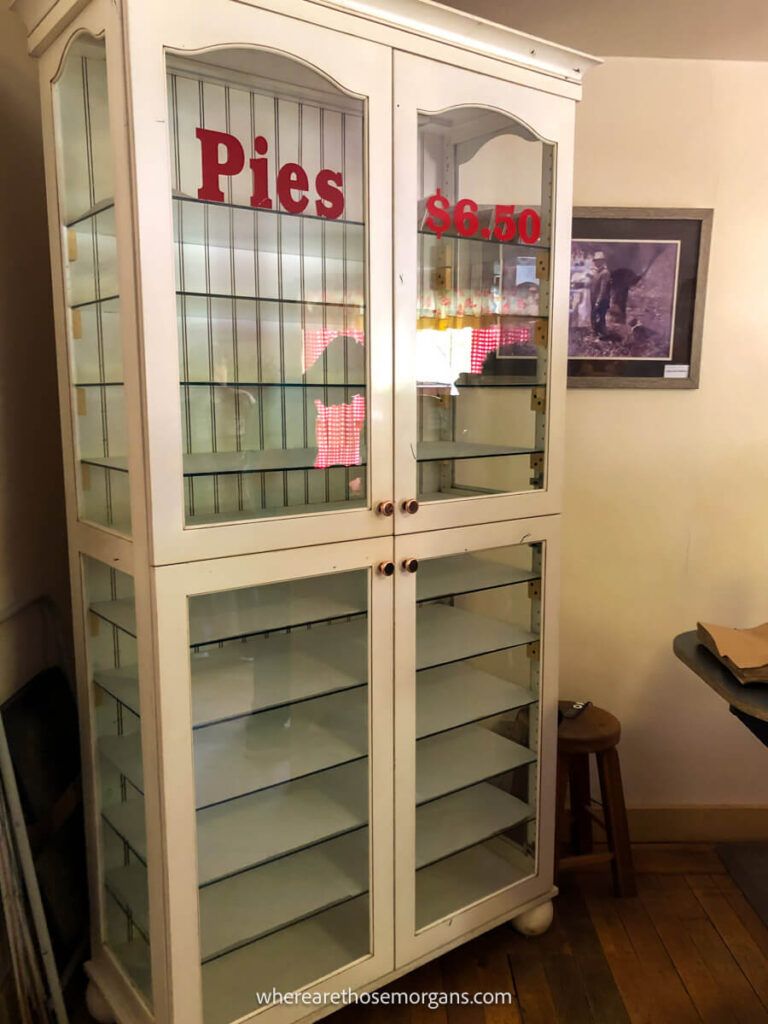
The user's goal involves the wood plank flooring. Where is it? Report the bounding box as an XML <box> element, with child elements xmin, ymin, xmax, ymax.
<box><xmin>335</xmin><ymin>845</ymin><xmax>768</xmax><ymax>1024</ymax></box>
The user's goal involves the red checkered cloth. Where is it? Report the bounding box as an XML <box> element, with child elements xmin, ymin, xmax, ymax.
<box><xmin>470</xmin><ymin>325</ymin><xmax>532</xmax><ymax>373</ymax></box>
<box><xmin>314</xmin><ymin>394</ymin><xmax>366</xmax><ymax>469</ymax></box>
<box><xmin>303</xmin><ymin>328</ymin><xmax>365</xmax><ymax>373</ymax></box>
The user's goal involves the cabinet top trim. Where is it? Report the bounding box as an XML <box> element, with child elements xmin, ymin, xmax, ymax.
<box><xmin>311</xmin><ymin>0</ymin><xmax>601</xmax><ymax>83</ymax></box>
<box><xmin>12</xmin><ymin>0</ymin><xmax>600</xmax><ymax>82</ymax></box>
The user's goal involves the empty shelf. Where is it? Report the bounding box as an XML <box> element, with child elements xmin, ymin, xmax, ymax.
<box><xmin>417</xmin><ymin>664</ymin><xmax>535</xmax><ymax>738</ymax></box>
<box><xmin>91</xmin><ymin>569</ymin><xmax>367</xmax><ymax>644</ymax></box>
<box><xmin>102</xmin><ymin>721</ymin><xmax>533</xmax><ymax>889</ymax></box>
<box><xmin>416</xmin><ymin>836</ymin><xmax>535</xmax><ymax>931</ymax></box>
<box><xmin>417</xmin><ymin>441</ymin><xmax>543</xmax><ymax>462</ymax></box>
<box><xmin>102</xmin><ymin>758</ymin><xmax>368</xmax><ymax>887</ymax></box>
<box><xmin>107</xmin><ymin>828</ymin><xmax>369</xmax><ymax>963</ymax></box>
<box><xmin>187</xmin><ymin>497</ymin><xmax>365</xmax><ymax>527</ymax></box>
<box><xmin>417</xmin><ymin>725</ymin><xmax>535</xmax><ymax>803</ymax></box>
<box><xmin>99</xmin><ymin>687</ymin><xmax>368</xmax><ymax>809</ymax></box>
<box><xmin>417</xmin><ymin>553</ymin><xmax>538</xmax><ymax>602</ymax></box>
<box><xmin>417</xmin><ymin>784</ymin><xmax>532</xmax><ymax>869</ymax></box>
<box><xmin>95</xmin><ymin>617</ymin><xmax>368</xmax><ymax>727</ymax></box>
<box><xmin>201</xmin><ymin>897</ymin><xmax>369</xmax><ymax>1024</ymax></box>
<box><xmin>84</xmin><ymin>446</ymin><xmax>367</xmax><ymax>477</ymax></box>
<box><xmin>107</xmin><ymin>781</ymin><xmax>531</xmax><ymax>968</ymax></box>
<box><xmin>84</xmin><ymin>440</ymin><xmax>535</xmax><ymax>479</ymax></box>
<box><xmin>417</xmin><ymin>603</ymin><xmax>537</xmax><ymax>669</ymax></box>
<box><xmin>96</xmin><ymin>618</ymin><xmax>530</xmax><ymax>748</ymax></box>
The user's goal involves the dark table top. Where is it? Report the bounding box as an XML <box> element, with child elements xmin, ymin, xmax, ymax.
<box><xmin>674</xmin><ymin>631</ymin><xmax>768</xmax><ymax>723</ymax></box>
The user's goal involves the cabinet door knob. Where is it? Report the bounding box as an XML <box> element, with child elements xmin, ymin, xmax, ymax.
<box><xmin>377</xmin><ymin>561</ymin><xmax>395</xmax><ymax>577</ymax></box>
<box><xmin>376</xmin><ymin>500</ymin><xmax>395</xmax><ymax>517</ymax></box>
<box><xmin>402</xmin><ymin>558</ymin><xmax>419</xmax><ymax>574</ymax></box>
<box><xmin>401</xmin><ymin>498</ymin><xmax>419</xmax><ymax>515</ymax></box>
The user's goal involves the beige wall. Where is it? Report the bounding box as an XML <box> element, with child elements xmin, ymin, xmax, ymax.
<box><xmin>0</xmin><ymin>8</ymin><xmax>71</xmax><ymax>699</ymax></box>
<box><xmin>563</xmin><ymin>58</ymin><xmax>768</xmax><ymax>809</ymax></box>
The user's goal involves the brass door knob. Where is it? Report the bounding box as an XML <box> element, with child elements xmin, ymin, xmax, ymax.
<box><xmin>401</xmin><ymin>498</ymin><xmax>419</xmax><ymax>514</ymax></box>
<box><xmin>376</xmin><ymin>500</ymin><xmax>395</xmax><ymax>517</ymax></box>
<box><xmin>402</xmin><ymin>558</ymin><xmax>419</xmax><ymax>573</ymax></box>
<box><xmin>377</xmin><ymin>561</ymin><xmax>395</xmax><ymax>577</ymax></box>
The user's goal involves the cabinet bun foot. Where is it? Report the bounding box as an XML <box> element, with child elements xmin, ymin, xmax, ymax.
<box><xmin>510</xmin><ymin>899</ymin><xmax>553</xmax><ymax>936</ymax></box>
<box><xmin>85</xmin><ymin>981</ymin><xmax>116</xmax><ymax>1023</ymax></box>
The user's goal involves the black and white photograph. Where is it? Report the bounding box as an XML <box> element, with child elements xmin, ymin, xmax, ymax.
<box><xmin>569</xmin><ymin>239</ymin><xmax>680</xmax><ymax>359</ymax></box>
<box><xmin>568</xmin><ymin>208</ymin><xmax>711</xmax><ymax>388</ymax></box>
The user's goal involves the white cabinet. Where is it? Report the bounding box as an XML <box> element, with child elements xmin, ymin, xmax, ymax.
<box><xmin>13</xmin><ymin>0</ymin><xmax>595</xmax><ymax>1020</ymax></box>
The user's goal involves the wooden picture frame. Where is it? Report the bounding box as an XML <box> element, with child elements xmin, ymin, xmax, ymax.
<box><xmin>567</xmin><ymin>207</ymin><xmax>713</xmax><ymax>389</ymax></box>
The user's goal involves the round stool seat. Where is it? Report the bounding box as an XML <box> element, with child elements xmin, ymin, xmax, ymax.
<box><xmin>558</xmin><ymin>702</ymin><xmax>621</xmax><ymax>755</ymax></box>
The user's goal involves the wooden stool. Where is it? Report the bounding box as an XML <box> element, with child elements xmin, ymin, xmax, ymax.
<box><xmin>555</xmin><ymin>701</ymin><xmax>636</xmax><ymax>897</ymax></box>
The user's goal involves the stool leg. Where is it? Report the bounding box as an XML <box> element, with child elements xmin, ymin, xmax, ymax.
<box><xmin>569</xmin><ymin>753</ymin><xmax>593</xmax><ymax>854</ymax></box>
<box><xmin>596</xmin><ymin>746</ymin><xmax>636</xmax><ymax>897</ymax></box>
<box><xmin>554</xmin><ymin>752</ymin><xmax>570</xmax><ymax>880</ymax></box>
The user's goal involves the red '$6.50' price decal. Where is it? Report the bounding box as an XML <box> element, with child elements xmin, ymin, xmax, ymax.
<box><xmin>424</xmin><ymin>188</ymin><xmax>542</xmax><ymax>245</ymax></box>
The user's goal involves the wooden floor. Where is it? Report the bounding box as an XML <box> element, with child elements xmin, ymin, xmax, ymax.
<box><xmin>335</xmin><ymin>844</ymin><xmax>768</xmax><ymax>1024</ymax></box>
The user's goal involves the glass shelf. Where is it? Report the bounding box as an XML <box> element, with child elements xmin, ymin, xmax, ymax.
<box><xmin>417</xmin><ymin>227</ymin><xmax>550</xmax><ymax>255</ymax></box>
<box><xmin>180</xmin><ymin>381</ymin><xmax>367</xmax><ymax>390</ymax></box>
<box><xmin>82</xmin><ymin>441</ymin><xmax>539</xmax><ymax>480</ymax></box>
<box><xmin>65</xmin><ymin>195</ymin><xmax>366</xmax><ymax>232</ymax></box>
<box><xmin>70</xmin><ymin>293</ymin><xmax>119</xmax><ymax>311</ymax></box>
<box><xmin>175</xmin><ymin>197</ymin><xmax>364</xmax><ymax>262</ymax></box>
<box><xmin>416</xmin><ymin>839</ymin><xmax>534</xmax><ymax>931</ymax></box>
<box><xmin>106</xmin><ymin>779</ymin><xmax>532</xmax><ymax>967</ymax></box>
<box><xmin>90</xmin><ymin>554</ymin><xmax>539</xmax><ymax>647</ymax></box>
<box><xmin>177</xmin><ymin>291</ymin><xmax>363</xmax><ymax>312</ymax></box>
<box><xmin>175</xmin><ymin>193</ymin><xmax>364</xmax><ymax>229</ymax></box>
<box><xmin>98</xmin><ymin>693</ymin><xmax>535</xmax><ymax>812</ymax></box>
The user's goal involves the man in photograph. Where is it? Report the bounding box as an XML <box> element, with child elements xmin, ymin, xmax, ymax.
<box><xmin>589</xmin><ymin>250</ymin><xmax>611</xmax><ymax>338</ymax></box>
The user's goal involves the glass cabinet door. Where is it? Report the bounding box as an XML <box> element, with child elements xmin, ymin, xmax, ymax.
<box><xmin>395</xmin><ymin>52</ymin><xmax>572</xmax><ymax>532</ymax></box>
<box><xmin>394</xmin><ymin>521</ymin><xmax>557</xmax><ymax>962</ymax></box>
<box><xmin>152</xmin><ymin>541</ymin><xmax>394</xmax><ymax>1024</ymax></box>
<box><xmin>128</xmin><ymin>6</ymin><xmax>393</xmax><ymax>561</ymax></box>
<box><xmin>167</xmin><ymin>50</ymin><xmax>369</xmax><ymax>528</ymax></box>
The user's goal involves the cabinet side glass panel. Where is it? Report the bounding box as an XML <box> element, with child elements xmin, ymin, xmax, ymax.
<box><xmin>413</xmin><ymin>543</ymin><xmax>542</xmax><ymax>930</ymax></box>
<box><xmin>186</xmin><ymin>569</ymin><xmax>371</xmax><ymax>1023</ymax></box>
<box><xmin>165</xmin><ymin>51</ymin><xmax>369</xmax><ymax>527</ymax></box>
<box><xmin>53</xmin><ymin>37</ymin><xmax>130</xmax><ymax>534</ymax></box>
<box><xmin>416</xmin><ymin>110</ymin><xmax>553</xmax><ymax>503</ymax></box>
<box><xmin>84</xmin><ymin>556</ymin><xmax>151</xmax><ymax>1001</ymax></box>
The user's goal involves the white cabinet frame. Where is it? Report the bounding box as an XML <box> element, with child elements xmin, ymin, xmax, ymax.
<box><xmin>16</xmin><ymin>0</ymin><xmax>598</xmax><ymax>1019</ymax></box>
<box><xmin>393</xmin><ymin>51</ymin><xmax>574</xmax><ymax>533</ymax></box>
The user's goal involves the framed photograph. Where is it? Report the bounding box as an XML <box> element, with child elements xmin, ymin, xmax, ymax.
<box><xmin>568</xmin><ymin>208</ymin><xmax>713</xmax><ymax>388</ymax></box>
